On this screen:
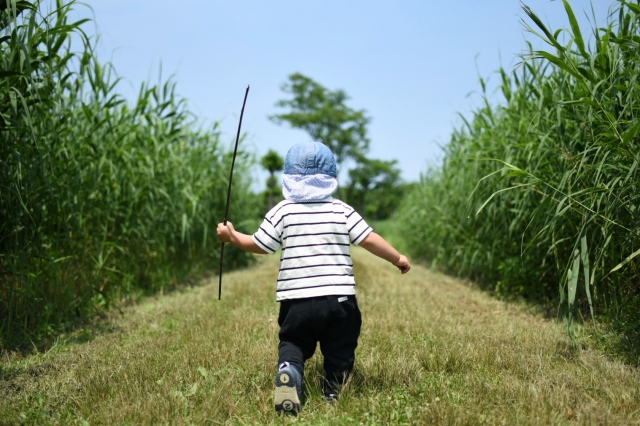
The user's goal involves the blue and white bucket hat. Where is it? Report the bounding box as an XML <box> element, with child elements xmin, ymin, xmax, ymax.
<box><xmin>282</xmin><ymin>142</ymin><xmax>338</xmax><ymax>202</ymax></box>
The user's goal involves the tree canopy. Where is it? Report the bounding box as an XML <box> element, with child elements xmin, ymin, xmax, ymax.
<box><xmin>269</xmin><ymin>73</ymin><xmax>370</xmax><ymax>167</ymax></box>
<box><xmin>260</xmin><ymin>149</ymin><xmax>284</xmax><ymax>174</ymax></box>
<box><xmin>346</xmin><ymin>158</ymin><xmax>403</xmax><ymax>219</ymax></box>
<box><xmin>260</xmin><ymin>149</ymin><xmax>284</xmax><ymax>210</ymax></box>
<box><xmin>270</xmin><ymin>73</ymin><xmax>405</xmax><ymax>219</ymax></box>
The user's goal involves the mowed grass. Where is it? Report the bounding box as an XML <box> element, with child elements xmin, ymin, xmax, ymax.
<box><xmin>1</xmin><ymin>250</ymin><xmax>639</xmax><ymax>425</ymax></box>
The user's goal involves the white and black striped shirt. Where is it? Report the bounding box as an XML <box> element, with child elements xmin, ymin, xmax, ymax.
<box><xmin>253</xmin><ymin>197</ymin><xmax>372</xmax><ymax>301</ymax></box>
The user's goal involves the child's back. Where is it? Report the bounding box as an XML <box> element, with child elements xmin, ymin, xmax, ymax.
<box><xmin>217</xmin><ymin>141</ymin><xmax>410</xmax><ymax>415</ymax></box>
<box><xmin>253</xmin><ymin>198</ymin><xmax>371</xmax><ymax>301</ymax></box>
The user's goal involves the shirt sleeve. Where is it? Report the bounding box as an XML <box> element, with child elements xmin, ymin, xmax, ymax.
<box><xmin>252</xmin><ymin>219</ymin><xmax>281</xmax><ymax>254</ymax></box>
<box><xmin>252</xmin><ymin>205</ymin><xmax>283</xmax><ymax>254</ymax></box>
<box><xmin>345</xmin><ymin>205</ymin><xmax>373</xmax><ymax>245</ymax></box>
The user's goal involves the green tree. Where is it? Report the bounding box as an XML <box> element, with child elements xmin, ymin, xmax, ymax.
<box><xmin>270</xmin><ymin>73</ymin><xmax>406</xmax><ymax>216</ymax></box>
<box><xmin>346</xmin><ymin>158</ymin><xmax>403</xmax><ymax>220</ymax></box>
<box><xmin>261</xmin><ymin>149</ymin><xmax>284</xmax><ymax>210</ymax></box>
<box><xmin>269</xmin><ymin>73</ymin><xmax>370</xmax><ymax>168</ymax></box>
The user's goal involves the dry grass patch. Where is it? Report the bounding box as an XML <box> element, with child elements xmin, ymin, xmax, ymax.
<box><xmin>1</xmin><ymin>250</ymin><xmax>639</xmax><ymax>425</ymax></box>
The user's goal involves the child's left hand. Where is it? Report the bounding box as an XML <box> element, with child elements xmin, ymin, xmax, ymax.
<box><xmin>217</xmin><ymin>221</ymin><xmax>235</xmax><ymax>243</ymax></box>
<box><xmin>394</xmin><ymin>255</ymin><xmax>411</xmax><ymax>274</ymax></box>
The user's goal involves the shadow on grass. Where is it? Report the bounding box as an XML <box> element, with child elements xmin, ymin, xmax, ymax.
<box><xmin>0</xmin><ymin>261</ymin><xmax>241</xmax><ymax>357</ymax></box>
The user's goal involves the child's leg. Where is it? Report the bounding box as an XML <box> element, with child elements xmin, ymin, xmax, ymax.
<box><xmin>277</xmin><ymin>298</ymin><xmax>319</xmax><ymax>376</ymax></box>
<box><xmin>318</xmin><ymin>295</ymin><xmax>362</xmax><ymax>397</ymax></box>
<box><xmin>275</xmin><ymin>298</ymin><xmax>322</xmax><ymax>414</ymax></box>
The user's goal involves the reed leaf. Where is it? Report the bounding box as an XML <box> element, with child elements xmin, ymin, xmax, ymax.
<box><xmin>581</xmin><ymin>235</ymin><xmax>595</xmax><ymax>321</ymax></box>
<box><xmin>563</xmin><ymin>0</ymin><xmax>588</xmax><ymax>58</ymax></box>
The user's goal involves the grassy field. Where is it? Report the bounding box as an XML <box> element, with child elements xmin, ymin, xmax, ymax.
<box><xmin>1</xmin><ymin>249</ymin><xmax>639</xmax><ymax>425</ymax></box>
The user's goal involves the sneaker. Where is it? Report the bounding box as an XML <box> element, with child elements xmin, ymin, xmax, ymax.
<box><xmin>324</xmin><ymin>392</ymin><xmax>338</xmax><ymax>406</ymax></box>
<box><xmin>274</xmin><ymin>362</ymin><xmax>302</xmax><ymax>415</ymax></box>
<box><xmin>322</xmin><ymin>375</ymin><xmax>345</xmax><ymax>405</ymax></box>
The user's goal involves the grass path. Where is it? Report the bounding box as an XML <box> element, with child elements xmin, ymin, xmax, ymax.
<box><xmin>2</xmin><ymin>249</ymin><xmax>639</xmax><ymax>425</ymax></box>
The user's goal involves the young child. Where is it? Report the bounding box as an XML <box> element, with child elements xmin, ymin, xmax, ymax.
<box><xmin>217</xmin><ymin>141</ymin><xmax>411</xmax><ymax>415</ymax></box>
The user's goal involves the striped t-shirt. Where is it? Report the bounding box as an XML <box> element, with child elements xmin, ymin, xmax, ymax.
<box><xmin>252</xmin><ymin>197</ymin><xmax>373</xmax><ymax>301</ymax></box>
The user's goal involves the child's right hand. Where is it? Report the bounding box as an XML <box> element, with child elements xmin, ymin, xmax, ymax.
<box><xmin>394</xmin><ymin>255</ymin><xmax>411</xmax><ymax>274</ymax></box>
<box><xmin>217</xmin><ymin>221</ymin><xmax>235</xmax><ymax>243</ymax></box>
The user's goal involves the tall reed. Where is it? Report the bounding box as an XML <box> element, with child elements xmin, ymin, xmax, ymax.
<box><xmin>0</xmin><ymin>0</ymin><xmax>257</xmax><ymax>349</ymax></box>
<box><xmin>397</xmin><ymin>0</ymin><xmax>640</xmax><ymax>356</ymax></box>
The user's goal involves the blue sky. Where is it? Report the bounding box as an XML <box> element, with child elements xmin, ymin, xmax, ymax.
<box><xmin>73</xmin><ymin>0</ymin><xmax>614</xmax><ymax>186</ymax></box>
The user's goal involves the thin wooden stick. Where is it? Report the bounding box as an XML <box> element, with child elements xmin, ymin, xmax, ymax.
<box><xmin>219</xmin><ymin>85</ymin><xmax>250</xmax><ymax>300</ymax></box>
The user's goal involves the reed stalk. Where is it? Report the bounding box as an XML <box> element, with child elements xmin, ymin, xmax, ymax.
<box><xmin>0</xmin><ymin>0</ymin><xmax>257</xmax><ymax>349</ymax></box>
<box><xmin>397</xmin><ymin>0</ymin><xmax>640</xmax><ymax>359</ymax></box>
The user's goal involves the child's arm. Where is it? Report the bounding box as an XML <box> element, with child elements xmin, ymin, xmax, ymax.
<box><xmin>359</xmin><ymin>232</ymin><xmax>411</xmax><ymax>274</ymax></box>
<box><xmin>217</xmin><ymin>221</ymin><xmax>268</xmax><ymax>254</ymax></box>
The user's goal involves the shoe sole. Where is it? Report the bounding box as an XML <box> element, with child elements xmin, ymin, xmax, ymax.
<box><xmin>274</xmin><ymin>370</ymin><xmax>300</xmax><ymax>415</ymax></box>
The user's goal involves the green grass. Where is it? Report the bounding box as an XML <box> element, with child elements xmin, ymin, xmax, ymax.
<box><xmin>1</xmin><ymin>250</ymin><xmax>639</xmax><ymax>425</ymax></box>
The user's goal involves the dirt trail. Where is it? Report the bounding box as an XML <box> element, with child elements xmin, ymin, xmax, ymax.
<box><xmin>2</xmin><ymin>249</ymin><xmax>639</xmax><ymax>425</ymax></box>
